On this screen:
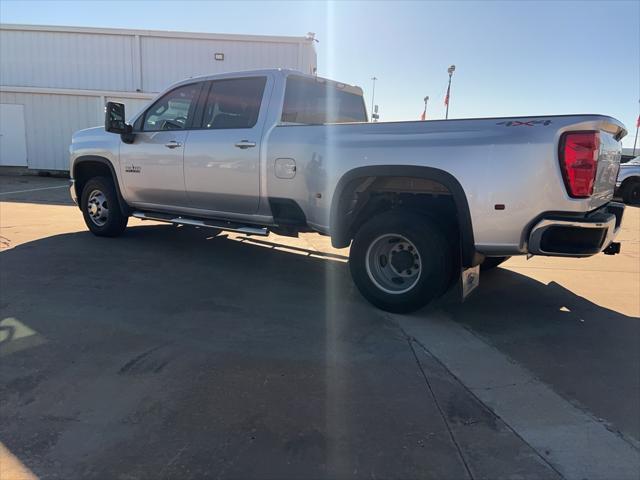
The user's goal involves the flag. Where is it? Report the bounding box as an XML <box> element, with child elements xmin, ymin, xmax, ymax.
<box><xmin>420</xmin><ymin>109</ymin><xmax>427</xmax><ymax>121</ymax></box>
<box><xmin>444</xmin><ymin>84</ymin><xmax>450</xmax><ymax>106</ymax></box>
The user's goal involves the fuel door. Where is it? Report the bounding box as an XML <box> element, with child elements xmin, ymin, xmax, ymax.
<box><xmin>275</xmin><ymin>158</ymin><xmax>296</xmax><ymax>179</ymax></box>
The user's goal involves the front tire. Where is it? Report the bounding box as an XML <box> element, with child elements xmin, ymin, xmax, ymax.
<box><xmin>80</xmin><ymin>176</ymin><xmax>128</xmax><ymax>237</ymax></box>
<box><xmin>349</xmin><ymin>211</ymin><xmax>455</xmax><ymax>313</ymax></box>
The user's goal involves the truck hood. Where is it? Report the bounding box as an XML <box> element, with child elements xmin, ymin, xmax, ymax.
<box><xmin>69</xmin><ymin>125</ymin><xmax>120</xmax><ymax>166</ymax></box>
<box><xmin>620</xmin><ymin>159</ymin><xmax>640</xmax><ymax>167</ymax></box>
<box><xmin>71</xmin><ymin>126</ymin><xmax>108</xmax><ymax>143</ymax></box>
<box><xmin>71</xmin><ymin>127</ymin><xmax>113</xmax><ymax>146</ymax></box>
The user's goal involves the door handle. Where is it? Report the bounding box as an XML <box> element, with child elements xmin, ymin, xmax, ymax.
<box><xmin>235</xmin><ymin>140</ymin><xmax>256</xmax><ymax>149</ymax></box>
<box><xmin>165</xmin><ymin>140</ymin><xmax>182</xmax><ymax>149</ymax></box>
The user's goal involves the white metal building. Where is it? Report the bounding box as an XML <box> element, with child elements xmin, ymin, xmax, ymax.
<box><xmin>0</xmin><ymin>24</ymin><xmax>317</xmax><ymax>171</ymax></box>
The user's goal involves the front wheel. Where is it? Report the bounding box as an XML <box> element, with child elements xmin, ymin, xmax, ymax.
<box><xmin>80</xmin><ymin>176</ymin><xmax>128</xmax><ymax>237</ymax></box>
<box><xmin>349</xmin><ymin>211</ymin><xmax>455</xmax><ymax>313</ymax></box>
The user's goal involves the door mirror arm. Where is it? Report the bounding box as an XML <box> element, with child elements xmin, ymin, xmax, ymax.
<box><xmin>120</xmin><ymin>124</ymin><xmax>135</xmax><ymax>144</ymax></box>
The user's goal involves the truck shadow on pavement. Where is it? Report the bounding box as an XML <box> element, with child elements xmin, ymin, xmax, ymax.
<box><xmin>1</xmin><ymin>223</ymin><xmax>638</xmax><ymax>478</ymax></box>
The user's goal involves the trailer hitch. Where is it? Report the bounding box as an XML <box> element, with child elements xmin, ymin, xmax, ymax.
<box><xmin>603</xmin><ymin>242</ymin><xmax>621</xmax><ymax>255</ymax></box>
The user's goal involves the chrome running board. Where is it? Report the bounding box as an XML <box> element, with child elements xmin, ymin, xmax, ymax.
<box><xmin>132</xmin><ymin>211</ymin><xmax>269</xmax><ymax>236</ymax></box>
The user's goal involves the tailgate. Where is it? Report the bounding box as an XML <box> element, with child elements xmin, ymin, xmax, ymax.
<box><xmin>591</xmin><ymin>130</ymin><xmax>623</xmax><ymax>207</ymax></box>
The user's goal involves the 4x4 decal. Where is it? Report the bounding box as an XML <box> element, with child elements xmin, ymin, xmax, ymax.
<box><xmin>496</xmin><ymin>120</ymin><xmax>552</xmax><ymax>127</ymax></box>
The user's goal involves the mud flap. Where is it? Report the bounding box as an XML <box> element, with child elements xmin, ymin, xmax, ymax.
<box><xmin>460</xmin><ymin>265</ymin><xmax>480</xmax><ymax>300</ymax></box>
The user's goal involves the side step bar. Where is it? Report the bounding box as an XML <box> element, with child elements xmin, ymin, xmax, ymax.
<box><xmin>132</xmin><ymin>211</ymin><xmax>269</xmax><ymax>236</ymax></box>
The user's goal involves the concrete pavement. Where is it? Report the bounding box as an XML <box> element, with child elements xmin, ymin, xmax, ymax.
<box><xmin>0</xmin><ymin>175</ymin><xmax>638</xmax><ymax>479</ymax></box>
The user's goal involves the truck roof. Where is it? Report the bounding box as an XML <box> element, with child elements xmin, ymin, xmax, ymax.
<box><xmin>171</xmin><ymin>68</ymin><xmax>364</xmax><ymax>96</ymax></box>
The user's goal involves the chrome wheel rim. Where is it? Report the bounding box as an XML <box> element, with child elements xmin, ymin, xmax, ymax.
<box><xmin>365</xmin><ymin>234</ymin><xmax>422</xmax><ymax>294</ymax></box>
<box><xmin>87</xmin><ymin>189</ymin><xmax>109</xmax><ymax>226</ymax></box>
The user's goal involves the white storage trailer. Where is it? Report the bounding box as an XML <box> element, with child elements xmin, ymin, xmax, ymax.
<box><xmin>0</xmin><ymin>24</ymin><xmax>317</xmax><ymax>171</ymax></box>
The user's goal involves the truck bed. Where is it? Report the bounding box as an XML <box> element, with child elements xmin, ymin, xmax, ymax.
<box><xmin>267</xmin><ymin>114</ymin><xmax>626</xmax><ymax>254</ymax></box>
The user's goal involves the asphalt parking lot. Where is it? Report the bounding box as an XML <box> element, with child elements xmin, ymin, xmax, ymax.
<box><xmin>1</xmin><ymin>175</ymin><xmax>638</xmax><ymax>480</ymax></box>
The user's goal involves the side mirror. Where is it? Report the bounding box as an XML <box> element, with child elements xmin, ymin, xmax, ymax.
<box><xmin>105</xmin><ymin>102</ymin><xmax>130</xmax><ymax>134</ymax></box>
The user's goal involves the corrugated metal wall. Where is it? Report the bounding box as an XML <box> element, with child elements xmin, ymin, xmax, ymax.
<box><xmin>0</xmin><ymin>29</ymin><xmax>137</xmax><ymax>91</ymax></box>
<box><xmin>1</xmin><ymin>93</ymin><xmax>154</xmax><ymax>170</ymax></box>
<box><xmin>140</xmin><ymin>37</ymin><xmax>304</xmax><ymax>92</ymax></box>
<box><xmin>0</xmin><ymin>92</ymin><xmax>101</xmax><ymax>170</ymax></box>
<box><xmin>0</xmin><ymin>25</ymin><xmax>317</xmax><ymax>171</ymax></box>
<box><xmin>1</xmin><ymin>29</ymin><xmax>316</xmax><ymax>94</ymax></box>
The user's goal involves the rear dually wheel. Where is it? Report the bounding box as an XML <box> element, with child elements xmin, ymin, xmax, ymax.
<box><xmin>349</xmin><ymin>211</ymin><xmax>455</xmax><ymax>313</ymax></box>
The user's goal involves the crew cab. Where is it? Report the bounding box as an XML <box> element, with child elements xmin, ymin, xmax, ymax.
<box><xmin>69</xmin><ymin>69</ymin><xmax>627</xmax><ymax>312</ymax></box>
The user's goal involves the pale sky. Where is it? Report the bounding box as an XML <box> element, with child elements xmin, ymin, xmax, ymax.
<box><xmin>1</xmin><ymin>0</ymin><xmax>639</xmax><ymax>146</ymax></box>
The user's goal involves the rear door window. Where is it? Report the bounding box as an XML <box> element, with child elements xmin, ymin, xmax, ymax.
<box><xmin>281</xmin><ymin>75</ymin><xmax>367</xmax><ymax>124</ymax></box>
<box><xmin>199</xmin><ymin>77</ymin><xmax>267</xmax><ymax>129</ymax></box>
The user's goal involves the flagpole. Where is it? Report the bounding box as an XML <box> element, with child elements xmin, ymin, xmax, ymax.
<box><xmin>422</xmin><ymin>96</ymin><xmax>429</xmax><ymax>120</ymax></box>
<box><xmin>445</xmin><ymin>65</ymin><xmax>455</xmax><ymax>120</ymax></box>
<box><xmin>634</xmin><ymin>99</ymin><xmax>639</xmax><ymax>156</ymax></box>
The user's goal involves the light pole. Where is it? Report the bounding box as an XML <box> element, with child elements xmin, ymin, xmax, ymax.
<box><xmin>370</xmin><ymin>76</ymin><xmax>377</xmax><ymax>122</ymax></box>
<box><xmin>445</xmin><ymin>64</ymin><xmax>455</xmax><ymax>120</ymax></box>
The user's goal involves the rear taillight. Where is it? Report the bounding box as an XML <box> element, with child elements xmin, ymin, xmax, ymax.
<box><xmin>559</xmin><ymin>131</ymin><xmax>600</xmax><ymax>198</ymax></box>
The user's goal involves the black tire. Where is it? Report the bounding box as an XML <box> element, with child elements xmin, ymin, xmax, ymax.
<box><xmin>80</xmin><ymin>176</ymin><xmax>128</xmax><ymax>237</ymax></box>
<box><xmin>622</xmin><ymin>180</ymin><xmax>640</xmax><ymax>205</ymax></box>
<box><xmin>349</xmin><ymin>211</ymin><xmax>455</xmax><ymax>313</ymax></box>
<box><xmin>480</xmin><ymin>256</ymin><xmax>510</xmax><ymax>271</ymax></box>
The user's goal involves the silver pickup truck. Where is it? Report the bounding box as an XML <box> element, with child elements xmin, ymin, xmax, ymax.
<box><xmin>616</xmin><ymin>156</ymin><xmax>640</xmax><ymax>204</ymax></box>
<box><xmin>69</xmin><ymin>69</ymin><xmax>627</xmax><ymax>312</ymax></box>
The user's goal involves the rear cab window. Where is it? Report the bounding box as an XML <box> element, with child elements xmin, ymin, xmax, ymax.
<box><xmin>281</xmin><ymin>75</ymin><xmax>367</xmax><ymax>124</ymax></box>
<box><xmin>198</xmin><ymin>77</ymin><xmax>267</xmax><ymax>129</ymax></box>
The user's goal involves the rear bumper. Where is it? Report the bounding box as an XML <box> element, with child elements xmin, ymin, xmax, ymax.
<box><xmin>528</xmin><ymin>202</ymin><xmax>624</xmax><ymax>257</ymax></box>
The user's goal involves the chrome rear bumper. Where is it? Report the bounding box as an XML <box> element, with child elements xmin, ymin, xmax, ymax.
<box><xmin>528</xmin><ymin>202</ymin><xmax>624</xmax><ymax>257</ymax></box>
